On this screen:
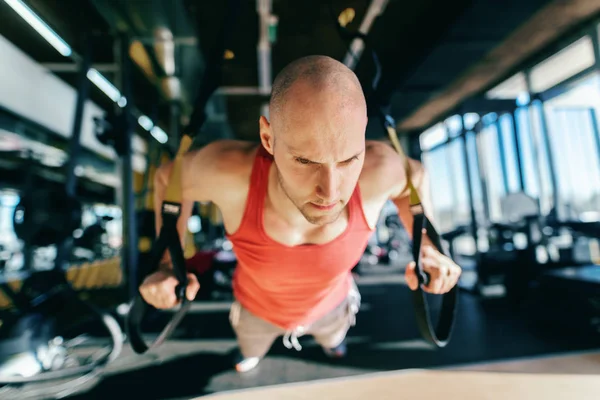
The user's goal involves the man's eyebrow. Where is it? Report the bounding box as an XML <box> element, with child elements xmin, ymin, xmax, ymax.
<box><xmin>292</xmin><ymin>149</ymin><xmax>364</xmax><ymax>163</ymax></box>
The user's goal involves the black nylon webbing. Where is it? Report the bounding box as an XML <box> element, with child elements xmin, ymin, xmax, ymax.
<box><xmin>384</xmin><ymin>115</ymin><xmax>458</xmax><ymax>348</ymax></box>
<box><xmin>126</xmin><ymin>0</ymin><xmax>242</xmax><ymax>354</ymax></box>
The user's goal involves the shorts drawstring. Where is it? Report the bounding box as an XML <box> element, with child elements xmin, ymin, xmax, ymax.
<box><xmin>348</xmin><ymin>282</ymin><xmax>361</xmax><ymax>327</ymax></box>
<box><xmin>283</xmin><ymin>326</ymin><xmax>305</xmax><ymax>351</ymax></box>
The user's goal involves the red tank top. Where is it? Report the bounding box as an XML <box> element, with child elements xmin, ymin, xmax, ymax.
<box><xmin>226</xmin><ymin>146</ymin><xmax>375</xmax><ymax>330</ymax></box>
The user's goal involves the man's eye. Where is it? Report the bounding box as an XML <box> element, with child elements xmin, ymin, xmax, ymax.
<box><xmin>296</xmin><ymin>158</ymin><xmax>311</xmax><ymax>165</ymax></box>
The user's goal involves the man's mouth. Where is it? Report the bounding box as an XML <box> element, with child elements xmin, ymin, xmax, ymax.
<box><xmin>311</xmin><ymin>202</ymin><xmax>337</xmax><ymax>211</ymax></box>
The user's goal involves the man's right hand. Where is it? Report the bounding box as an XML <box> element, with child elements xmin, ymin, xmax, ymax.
<box><xmin>139</xmin><ymin>269</ymin><xmax>200</xmax><ymax>309</ymax></box>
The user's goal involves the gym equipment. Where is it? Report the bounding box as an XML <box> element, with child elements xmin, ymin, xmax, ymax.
<box><xmin>126</xmin><ymin>0</ymin><xmax>242</xmax><ymax>354</ymax></box>
<box><xmin>13</xmin><ymin>182</ymin><xmax>82</xmax><ymax>249</ymax></box>
<box><xmin>0</xmin><ymin>36</ymin><xmax>123</xmax><ymax>394</ymax></box>
<box><xmin>329</xmin><ymin>8</ymin><xmax>458</xmax><ymax>347</ymax></box>
<box><xmin>385</xmin><ymin>115</ymin><xmax>459</xmax><ymax>347</ymax></box>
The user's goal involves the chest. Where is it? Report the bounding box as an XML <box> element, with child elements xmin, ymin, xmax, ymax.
<box><xmin>233</xmin><ymin>220</ymin><xmax>373</xmax><ymax>283</ymax></box>
<box><xmin>262</xmin><ymin>207</ymin><xmax>349</xmax><ymax>247</ymax></box>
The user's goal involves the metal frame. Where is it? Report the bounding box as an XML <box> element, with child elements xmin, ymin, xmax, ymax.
<box><xmin>112</xmin><ymin>33</ymin><xmax>140</xmax><ymax>301</ymax></box>
<box><xmin>493</xmin><ymin>118</ymin><xmax>510</xmax><ymax>195</ymax></box>
<box><xmin>509</xmin><ymin>112</ymin><xmax>525</xmax><ymax>192</ymax></box>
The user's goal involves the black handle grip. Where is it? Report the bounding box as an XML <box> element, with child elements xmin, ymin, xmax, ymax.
<box><xmin>419</xmin><ymin>270</ymin><xmax>431</xmax><ymax>287</ymax></box>
<box><xmin>175</xmin><ymin>283</ymin><xmax>186</xmax><ymax>301</ymax></box>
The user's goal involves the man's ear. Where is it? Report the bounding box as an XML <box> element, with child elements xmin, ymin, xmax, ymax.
<box><xmin>259</xmin><ymin>116</ymin><xmax>274</xmax><ymax>154</ymax></box>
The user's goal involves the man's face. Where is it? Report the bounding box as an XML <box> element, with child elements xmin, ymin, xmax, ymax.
<box><xmin>267</xmin><ymin>83</ymin><xmax>367</xmax><ymax>226</ymax></box>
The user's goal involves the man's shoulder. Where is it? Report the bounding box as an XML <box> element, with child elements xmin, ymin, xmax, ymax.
<box><xmin>360</xmin><ymin>140</ymin><xmax>424</xmax><ymax>199</ymax></box>
<box><xmin>362</xmin><ymin>140</ymin><xmax>403</xmax><ymax>175</ymax></box>
<box><xmin>199</xmin><ymin>139</ymin><xmax>260</xmax><ymax>177</ymax></box>
<box><xmin>363</xmin><ymin>140</ymin><xmax>423</xmax><ymax>173</ymax></box>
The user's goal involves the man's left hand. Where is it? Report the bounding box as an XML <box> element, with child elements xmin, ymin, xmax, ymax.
<box><xmin>405</xmin><ymin>245</ymin><xmax>462</xmax><ymax>294</ymax></box>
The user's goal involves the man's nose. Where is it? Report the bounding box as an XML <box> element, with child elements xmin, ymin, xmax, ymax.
<box><xmin>316</xmin><ymin>167</ymin><xmax>339</xmax><ymax>203</ymax></box>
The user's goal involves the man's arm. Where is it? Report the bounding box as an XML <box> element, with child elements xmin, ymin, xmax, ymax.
<box><xmin>152</xmin><ymin>140</ymin><xmax>245</xmax><ymax>269</ymax></box>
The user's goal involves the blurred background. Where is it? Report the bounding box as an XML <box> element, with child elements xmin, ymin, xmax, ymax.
<box><xmin>0</xmin><ymin>0</ymin><xmax>599</xmax><ymax>399</ymax></box>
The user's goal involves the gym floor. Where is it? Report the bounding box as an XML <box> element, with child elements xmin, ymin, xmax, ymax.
<box><xmin>60</xmin><ymin>267</ymin><xmax>600</xmax><ymax>400</ymax></box>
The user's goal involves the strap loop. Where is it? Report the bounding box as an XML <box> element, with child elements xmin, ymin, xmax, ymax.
<box><xmin>384</xmin><ymin>114</ymin><xmax>459</xmax><ymax>348</ymax></box>
<box><xmin>125</xmin><ymin>0</ymin><xmax>242</xmax><ymax>354</ymax></box>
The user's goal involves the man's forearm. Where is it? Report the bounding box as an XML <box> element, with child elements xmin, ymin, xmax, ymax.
<box><xmin>153</xmin><ymin>164</ymin><xmax>194</xmax><ymax>269</ymax></box>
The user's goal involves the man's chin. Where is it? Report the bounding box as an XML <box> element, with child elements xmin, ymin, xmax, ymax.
<box><xmin>301</xmin><ymin>208</ymin><xmax>342</xmax><ymax>226</ymax></box>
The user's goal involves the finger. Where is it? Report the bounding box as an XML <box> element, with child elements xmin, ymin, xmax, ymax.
<box><xmin>154</xmin><ymin>293</ymin><xmax>177</xmax><ymax>309</ymax></box>
<box><xmin>186</xmin><ymin>273</ymin><xmax>201</xmax><ymax>301</ymax></box>
<box><xmin>420</xmin><ymin>256</ymin><xmax>449</xmax><ymax>279</ymax></box>
<box><xmin>428</xmin><ymin>277</ymin><xmax>445</xmax><ymax>294</ymax></box>
<box><xmin>423</xmin><ymin>245</ymin><xmax>450</xmax><ymax>264</ymax></box>
<box><xmin>440</xmin><ymin>276</ymin><xmax>453</xmax><ymax>294</ymax></box>
<box><xmin>405</xmin><ymin>262</ymin><xmax>418</xmax><ymax>291</ymax></box>
<box><xmin>448</xmin><ymin>266</ymin><xmax>462</xmax><ymax>292</ymax></box>
<box><xmin>438</xmin><ymin>264</ymin><xmax>460</xmax><ymax>293</ymax></box>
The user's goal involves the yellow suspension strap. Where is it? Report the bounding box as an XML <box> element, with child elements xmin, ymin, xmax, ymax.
<box><xmin>383</xmin><ymin>113</ymin><xmax>458</xmax><ymax>348</ymax></box>
<box><xmin>127</xmin><ymin>135</ymin><xmax>195</xmax><ymax>354</ymax></box>
<box><xmin>126</xmin><ymin>0</ymin><xmax>243</xmax><ymax>355</ymax></box>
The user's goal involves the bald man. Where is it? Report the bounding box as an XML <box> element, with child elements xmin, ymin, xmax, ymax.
<box><xmin>139</xmin><ymin>55</ymin><xmax>461</xmax><ymax>372</ymax></box>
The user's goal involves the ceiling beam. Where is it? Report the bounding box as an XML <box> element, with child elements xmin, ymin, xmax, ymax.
<box><xmin>397</xmin><ymin>0</ymin><xmax>600</xmax><ymax>132</ymax></box>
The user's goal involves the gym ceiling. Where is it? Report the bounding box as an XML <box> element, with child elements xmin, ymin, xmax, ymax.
<box><xmin>1</xmin><ymin>0</ymin><xmax>599</xmax><ymax>188</ymax></box>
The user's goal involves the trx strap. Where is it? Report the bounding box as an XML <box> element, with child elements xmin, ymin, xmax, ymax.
<box><xmin>126</xmin><ymin>0</ymin><xmax>242</xmax><ymax>354</ymax></box>
<box><xmin>328</xmin><ymin>1</ymin><xmax>459</xmax><ymax>346</ymax></box>
<box><xmin>383</xmin><ymin>113</ymin><xmax>458</xmax><ymax>348</ymax></box>
<box><xmin>126</xmin><ymin>136</ymin><xmax>194</xmax><ymax>354</ymax></box>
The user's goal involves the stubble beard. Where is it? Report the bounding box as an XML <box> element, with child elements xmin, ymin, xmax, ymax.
<box><xmin>275</xmin><ymin>167</ymin><xmax>343</xmax><ymax>226</ymax></box>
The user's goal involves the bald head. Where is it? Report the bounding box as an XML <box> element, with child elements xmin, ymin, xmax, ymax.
<box><xmin>259</xmin><ymin>55</ymin><xmax>368</xmax><ymax>226</ymax></box>
<box><xmin>269</xmin><ymin>55</ymin><xmax>367</xmax><ymax>134</ymax></box>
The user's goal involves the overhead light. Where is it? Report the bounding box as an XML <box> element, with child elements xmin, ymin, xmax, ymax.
<box><xmin>117</xmin><ymin>97</ymin><xmax>127</xmax><ymax>108</ymax></box>
<box><xmin>150</xmin><ymin>126</ymin><xmax>168</xmax><ymax>144</ymax></box>
<box><xmin>338</xmin><ymin>8</ymin><xmax>355</xmax><ymax>27</ymax></box>
<box><xmin>161</xmin><ymin>76</ymin><xmax>181</xmax><ymax>101</ymax></box>
<box><xmin>154</xmin><ymin>27</ymin><xmax>175</xmax><ymax>76</ymax></box>
<box><xmin>224</xmin><ymin>49</ymin><xmax>235</xmax><ymax>60</ymax></box>
<box><xmin>138</xmin><ymin>115</ymin><xmax>154</xmax><ymax>131</ymax></box>
<box><xmin>4</xmin><ymin>0</ymin><xmax>72</xmax><ymax>57</ymax></box>
<box><xmin>86</xmin><ymin>68</ymin><xmax>127</xmax><ymax>107</ymax></box>
<box><xmin>187</xmin><ymin>215</ymin><xmax>202</xmax><ymax>234</ymax></box>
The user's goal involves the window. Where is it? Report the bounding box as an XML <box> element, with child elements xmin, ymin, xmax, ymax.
<box><xmin>0</xmin><ymin>190</ymin><xmax>20</xmax><ymax>250</ymax></box>
<box><xmin>446</xmin><ymin>139</ymin><xmax>471</xmax><ymax>228</ymax></box>
<box><xmin>419</xmin><ymin>122</ymin><xmax>447</xmax><ymax>151</ymax></box>
<box><xmin>463</xmin><ymin>113</ymin><xmax>480</xmax><ymax>131</ymax></box>
<box><xmin>499</xmin><ymin>113</ymin><xmax>521</xmax><ymax>193</ymax></box>
<box><xmin>515</xmin><ymin>107</ymin><xmax>541</xmax><ymax>197</ymax></box>
<box><xmin>487</xmin><ymin>72</ymin><xmax>528</xmax><ymax>100</ymax></box>
<box><xmin>478</xmin><ymin>119</ymin><xmax>508</xmax><ymax>222</ymax></box>
<box><xmin>465</xmin><ymin>131</ymin><xmax>485</xmax><ymax>225</ymax></box>
<box><xmin>529</xmin><ymin>36</ymin><xmax>595</xmax><ymax>93</ymax></box>
<box><xmin>422</xmin><ymin>138</ymin><xmax>472</xmax><ymax>233</ymax></box>
<box><xmin>445</xmin><ymin>115</ymin><xmax>462</xmax><ymax>137</ymax></box>
<box><xmin>543</xmin><ymin>73</ymin><xmax>600</xmax><ymax>220</ymax></box>
<box><xmin>422</xmin><ymin>146</ymin><xmax>454</xmax><ymax>233</ymax></box>
<box><xmin>528</xmin><ymin>100</ymin><xmax>556</xmax><ymax>216</ymax></box>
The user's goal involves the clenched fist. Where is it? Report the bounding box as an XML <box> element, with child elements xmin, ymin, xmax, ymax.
<box><xmin>405</xmin><ymin>245</ymin><xmax>461</xmax><ymax>294</ymax></box>
<box><xmin>139</xmin><ymin>269</ymin><xmax>200</xmax><ymax>309</ymax></box>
